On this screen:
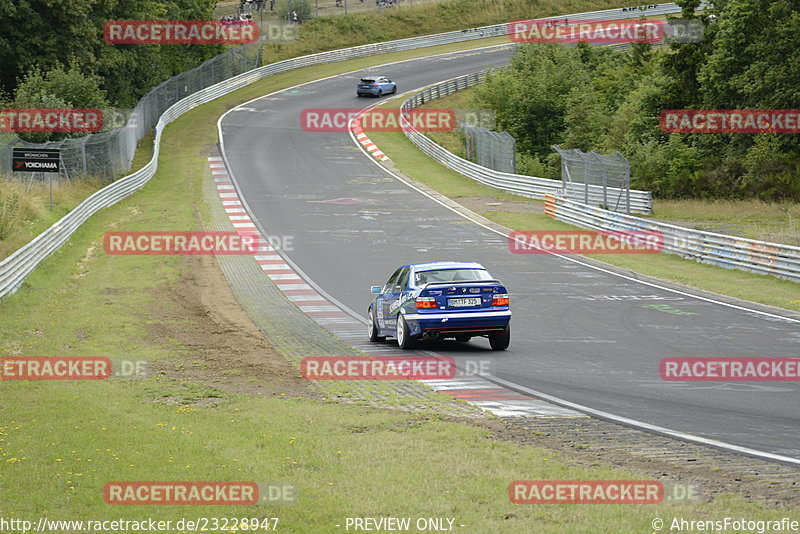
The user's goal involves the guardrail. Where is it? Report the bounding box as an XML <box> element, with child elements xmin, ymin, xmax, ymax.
<box><xmin>545</xmin><ymin>194</ymin><xmax>800</xmax><ymax>282</ymax></box>
<box><xmin>0</xmin><ymin>2</ymin><xmax>694</xmax><ymax>300</ymax></box>
<box><xmin>399</xmin><ymin>70</ymin><xmax>654</xmax><ymax>214</ymax></box>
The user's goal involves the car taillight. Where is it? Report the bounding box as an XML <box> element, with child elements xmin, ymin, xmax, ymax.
<box><xmin>372</xmin><ymin>83</ymin><xmax>379</xmax><ymax>86</ymax></box>
<box><xmin>416</xmin><ymin>296</ymin><xmax>437</xmax><ymax>309</ymax></box>
<box><xmin>492</xmin><ymin>294</ymin><xmax>509</xmax><ymax>306</ymax></box>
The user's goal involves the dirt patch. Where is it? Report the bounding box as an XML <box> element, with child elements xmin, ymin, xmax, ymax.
<box><xmin>455</xmin><ymin>195</ymin><xmax>543</xmax><ymax>215</ymax></box>
<box><xmin>147</xmin><ymin>254</ymin><xmax>318</xmax><ymax>400</ymax></box>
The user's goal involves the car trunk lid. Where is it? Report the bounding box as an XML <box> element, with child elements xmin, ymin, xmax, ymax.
<box><xmin>417</xmin><ymin>281</ymin><xmax>507</xmax><ymax>311</ymax></box>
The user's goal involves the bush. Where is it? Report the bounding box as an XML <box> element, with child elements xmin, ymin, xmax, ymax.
<box><xmin>11</xmin><ymin>63</ymin><xmax>109</xmax><ymax>143</ymax></box>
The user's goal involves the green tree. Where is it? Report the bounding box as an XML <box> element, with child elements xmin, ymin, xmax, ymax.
<box><xmin>561</xmin><ymin>84</ymin><xmax>607</xmax><ymax>151</ymax></box>
<box><xmin>698</xmin><ymin>0</ymin><xmax>800</xmax><ymax>156</ymax></box>
<box><xmin>12</xmin><ymin>63</ymin><xmax>109</xmax><ymax>142</ymax></box>
<box><xmin>0</xmin><ymin>0</ymin><xmax>98</xmax><ymax>96</ymax></box>
<box><xmin>740</xmin><ymin>135</ymin><xmax>800</xmax><ymax>200</ymax></box>
<box><xmin>0</xmin><ymin>0</ymin><xmax>223</xmax><ymax>108</ymax></box>
<box><xmin>629</xmin><ymin>134</ymin><xmax>703</xmax><ymax>198</ymax></box>
<box><xmin>474</xmin><ymin>44</ymin><xmax>589</xmax><ymax>157</ymax></box>
<box><xmin>656</xmin><ymin>0</ymin><xmax>715</xmax><ymax>110</ymax></box>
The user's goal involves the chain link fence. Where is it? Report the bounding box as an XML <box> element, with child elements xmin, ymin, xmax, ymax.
<box><xmin>1</xmin><ymin>44</ymin><xmax>262</xmax><ymax>182</ymax></box>
<box><xmin>463</xmin><ymin>123</ymin><xmax>516</xmax><ymax>174</ymax></box>
<box><xmin>401</xmin><ymin>72</ymin><xmax>653</xmax><ymax>213</ymax></box>
<box><xmin>553</xmin><ymin>144</ymin><xmax>631</xmax><ymax>214</ymax></box>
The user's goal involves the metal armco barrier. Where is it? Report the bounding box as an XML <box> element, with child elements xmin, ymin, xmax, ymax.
<box><xmin>545</xmin><ymin>194</ymin><xmax>800</xmax><ymax>282</ymax></box>
<box><xmin>399</xmin><ymin>72</ymin><xmax>654</xmax><ymax>214</ymax></box>
<box><xmin>0</xmin><ymin>2</ymin><xmax>698</xmax><ymax>300</ymax></box>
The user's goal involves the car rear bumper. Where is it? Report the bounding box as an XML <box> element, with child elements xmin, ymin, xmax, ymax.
<box><xmin>404</xmin><ymin>310</ymin><xmax>511</xmax><ymax>337</ymax></box>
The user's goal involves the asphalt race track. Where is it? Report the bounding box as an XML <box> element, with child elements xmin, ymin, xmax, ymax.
<box><xmin>220</xmin><ymin>45</ymin><xmax>800</xmax><ymax>460</ymax></box>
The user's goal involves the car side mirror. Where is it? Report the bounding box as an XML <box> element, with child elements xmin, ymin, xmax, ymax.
<box><xmin>370</xmin><ymin>285</ymin><xmax>382</xmax><ymax>294</ymax></box>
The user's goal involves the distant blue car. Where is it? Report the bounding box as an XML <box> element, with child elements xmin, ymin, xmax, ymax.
<box><xmin>356</xmin><ymin>75</ymin><xmax>397</xmax><ymax>97</ymax></box>
<box><xmin>368</xmin><ymin>262</ymin><xmax>511</xmax><ymax>350</ymax></box>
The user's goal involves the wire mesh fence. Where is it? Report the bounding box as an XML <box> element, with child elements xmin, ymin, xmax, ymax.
<box><xmin>401</xmin><ymin>71</ymin><xmax>652</xmax><ymax>213</ymax></box>
<box><xmin>1</xmin><ymin>44</ymin><xmax>262</xmax><ymax>183</ymax></box>
<box><xmin>463</xmin><ymin>123</ymin><xmax>516</xmax><ymax>174</ymax></box>
<box><xmin>553</xmin><ymin>144</ymin><xmax>631</xmax><ymax>214</ymax></box>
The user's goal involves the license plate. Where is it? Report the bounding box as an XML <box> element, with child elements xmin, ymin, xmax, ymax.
<box><xmin>448</xmin><ymin>297</ymin><xmax>481</xmax><ymax>307</ymax></box>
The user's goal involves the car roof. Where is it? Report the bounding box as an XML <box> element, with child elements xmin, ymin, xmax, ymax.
<box><xmin>410</xmin><ymin>261</ymin><xmax>486</xmax><ymax>272</ymax></box>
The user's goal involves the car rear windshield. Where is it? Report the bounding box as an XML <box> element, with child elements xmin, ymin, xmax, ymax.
<box><xmin>360</xmin><ymin>78</ymin><xmax>376</xmax><ymax>83</ymax></box>
<box><xmin>414</xmin><ymin>269</ymin><xmax>493</xmax><ymax>286</ymax></box>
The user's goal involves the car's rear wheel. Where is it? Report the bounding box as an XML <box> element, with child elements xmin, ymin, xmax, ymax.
<box><xmin>368</xmin><ymin>307</ymin><xmax>386</xmax><ymax>342</ymax></box>
<box><xmin>488</xmin><ymin>325</ymin><xmax>510</xmax><ymax>351</ymax></box>
<box><xmin>396</xmin><ymin>314</ymin><xmax>417</xmax><ymax>349</ymax></box>
<box><xmin>391</xmin><ymin>85</ymin><xmax>397</xmax><ymax>94</ymax></box>
<box><xmin>377</xmin><ymin>89</ymin><xmax>383</xmax><ymax>97</ymax></box>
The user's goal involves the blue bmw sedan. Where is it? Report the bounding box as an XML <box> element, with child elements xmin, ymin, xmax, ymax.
<box><xmin>368</xmin><ymin>261</ymin><xmax>511</xmax><ymax>350</ymax></box>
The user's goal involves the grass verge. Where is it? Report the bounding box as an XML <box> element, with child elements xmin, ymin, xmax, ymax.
<box><xmin>0</xmin><ymin>178</ymin><xmax>107</xmax><ymax>261</ymax></box>
<box><xmin>652</xmin><ymin>199</ymin><xmax>800</xmax><ymax>246</ymax></box>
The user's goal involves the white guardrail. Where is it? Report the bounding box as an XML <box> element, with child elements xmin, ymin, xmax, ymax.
<box><xmin>544</xmin><ymin>194</ymin><xmax>800</xmax><ymax>282</ymax></box>
<box><xmin>398</xmin><ymin>70</ymin><xmax>655</xmax><ymax>214</ymax></box>
<box><xmin>0</xmin><ymin>2</ymin><xmax>701</xmax><ymax>300</ymax></box>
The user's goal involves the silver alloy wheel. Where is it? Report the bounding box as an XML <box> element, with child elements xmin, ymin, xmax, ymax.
<box><xmin>396</xmin><ymin>315</ymin><xmax>404</xmax><ymax>346</ymax></box>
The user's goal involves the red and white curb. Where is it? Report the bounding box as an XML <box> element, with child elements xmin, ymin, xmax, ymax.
<box><xmin>208</xmin><ymin>156</ymin><xmax>582</xmax><ymax>419</ymax></box>
<box><xmin>423</xmin><ymin>377</ymin><xmax>585</xmax><ymax>418</ymax></box>
<box><xmin>210</xmin><ymin>156</ymin><xmax>356</xmax><ymax>322</ymax></box>
<box><xmin>351</xmin><ymin>116</ymin><xmax>389</xmax><ymax>162</ymax></box>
